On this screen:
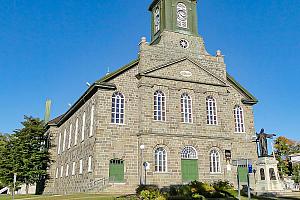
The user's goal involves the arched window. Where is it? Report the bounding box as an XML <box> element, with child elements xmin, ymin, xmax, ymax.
<box><xmin>210</xmin><ymin>149</ymin><xmax>221</xmax><ymax>173</ymax></box>
<box><xmin>112</xmin><ymin>92</ymin><xmax>125</xmax><ymax>124</ymax></box>
<box><xmin>154</xmin><ymin>91</ymin><xmax>166</xmax><ymax>121</ymax></box>
<box><xmin>234</xmin><ymin>105</ymin><xmax>245</xmax><ymax>133</ymax></box>
<box><xmin>181</xmin><ymin>146</ymin><xmax>197</xmax><ymax>159</ymax></box>
<box><xmin>155</xmin><ymin>147</ymin><xmax>167</xmax><ymax>172</ymax></box>
<box><xmin>177</xmin><ymin>3</ymin><xmax>188</xmax><ymax>28</ymax></box>
<box><xmin>260</xmin><ymin>168</ymin><xmax>265</xmax><ymax>180</ymax></box>
<box><xmin>206</xmin><ymin>96</ymin><xmax>217</xmax><ymax>125</ymax></box>
<box><xmin>181</xmin><ymin>93</ymin><xmax>192</xmax><ymax>123</ymax></box>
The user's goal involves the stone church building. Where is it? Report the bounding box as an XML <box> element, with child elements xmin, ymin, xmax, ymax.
<box><xmin>45</xmin><ymin>0</ymin><xmax>258</xmax><ymax>194</ymax></box>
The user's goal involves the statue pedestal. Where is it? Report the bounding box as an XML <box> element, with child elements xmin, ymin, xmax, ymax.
<box><xmin>255</xmin><ymin>157</ymin><xmax>284</xmax><ymax>192</ymax></box>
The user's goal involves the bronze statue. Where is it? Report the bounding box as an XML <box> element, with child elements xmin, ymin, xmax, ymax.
<box><xmin>256</xmin><ymin>128</ymin><xmax>276</xmax><ymax>157</ymax></box>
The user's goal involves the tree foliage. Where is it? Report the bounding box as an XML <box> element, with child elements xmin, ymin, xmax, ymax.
<box><xmin>0</xmin><ymin>133</ymin><xmax>15</xmax><ymax>188</ymax></box>
<box><xmin>0</xmin><ymin>116</ymin><xmax>50</xmax><ymax>194</ymax></box>
<box><xmin>292</xmin><ymin>164</ymin><xmax>300</xmax><ymax>183</ymax></box>
<box><xmin>274</xmin><ymin>136</ymin><xmax>300</xmax><ymax>177</ymax></box>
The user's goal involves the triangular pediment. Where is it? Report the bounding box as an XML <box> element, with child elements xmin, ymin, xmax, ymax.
<box><xmin>140</xmin><ymin>57</ymin><xmax>227</xmax><ymax>86</ymax></box>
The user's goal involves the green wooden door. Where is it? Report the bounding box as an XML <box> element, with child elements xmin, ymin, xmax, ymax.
<box><xmin>181</xmin><ymin>159</ymin><xmax>199</xmax><ymax>182</ymax></box>
<box><xmin>109</xmin><ymin>159</ymin><xmax>124</xmax><ymax>183</ymax></box>
<box><xmin>238</xmin><ymin>166</ymin><xmax>248</xmax><ymax>183</ymax></box>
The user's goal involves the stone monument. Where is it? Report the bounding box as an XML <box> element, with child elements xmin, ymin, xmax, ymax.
<box><xmin>255</xmin><ymin>129</ymin><xmax>284</xmax><ymax>192</ymax></box>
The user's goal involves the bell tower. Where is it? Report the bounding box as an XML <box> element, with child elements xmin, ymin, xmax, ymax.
<box><xmin>149</xmin><ymin>0</ymin><xmax>198</xmax><ymax>42</ymax></box>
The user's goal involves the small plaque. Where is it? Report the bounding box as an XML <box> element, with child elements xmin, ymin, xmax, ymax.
<box><xmin>180</xmin><ymin>71</ymin><xmax>192</xmax><ymax>77</ymax></box>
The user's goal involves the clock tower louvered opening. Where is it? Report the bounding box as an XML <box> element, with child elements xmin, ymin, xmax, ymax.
<box><xmin>149</xmin><ymin>0</ymin><xmax>198</xmax><ymax>42</ymax></box>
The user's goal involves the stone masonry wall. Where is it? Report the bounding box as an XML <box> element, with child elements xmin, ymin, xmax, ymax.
<box><xmin>45</xmin><ymin>29</ymin><xmax>257</xmax><ymax>194</ymax></box>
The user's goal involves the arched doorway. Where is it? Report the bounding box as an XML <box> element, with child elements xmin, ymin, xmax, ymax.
<box><xmin>181</xmin><ymin>146</ymin><xmax>199</xmax><ymax>182</ymax></box>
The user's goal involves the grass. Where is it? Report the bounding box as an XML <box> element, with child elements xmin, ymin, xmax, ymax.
<box><xmin>0</xmin><ymin>194</ymin><xmax>117</xmax><ymax>200</ymax></box>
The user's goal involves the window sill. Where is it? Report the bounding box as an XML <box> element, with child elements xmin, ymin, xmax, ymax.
<box><xmin>153</xmin><ymin>120</ymin><xmax>166</xmax><ymax>123</ymax></box>
<box><xmin>210</xmin><ymin>172</ymin><xmax>222</xmax><ymax>175</ymax></box>
<box><xmin>234</xmin><ymin>132</ymin><xmax>246</xmax><ymax>134</ymax></box>
<box><xmin>110</xmin><ymin>123</ymin><xmax>126</xmax><ymax>126</ymax></box>
<box><xmin>181</xmin><ymin>122</ymin><xmax>193</xmax><ymax>124</ymax></box>
<box><xmin>206</xmin><ymin>124</ymin><xmax>219</xmax><ymax>126</ymax></box>
<box><xmin>153</xmin><ymin>171</ymin><xmax>169</xmax><ymax>174</ymax></box>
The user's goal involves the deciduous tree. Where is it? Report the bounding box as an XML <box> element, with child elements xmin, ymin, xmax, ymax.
<box><xmin>274</xmin><ymin>136</ymin><xmax>300</xmax><ymax>177</ymax></box>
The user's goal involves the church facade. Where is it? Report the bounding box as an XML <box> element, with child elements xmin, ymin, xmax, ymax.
<box><xmin>45</xmin><ymin>0</ymin><xmax>258</xmax><ymax>194</ymax></box>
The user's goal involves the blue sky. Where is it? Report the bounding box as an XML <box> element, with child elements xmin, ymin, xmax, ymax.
<box><xmin>0</xmin><ymin>0</ymin><xmax>299</xmax><ymax>140</ymax></box>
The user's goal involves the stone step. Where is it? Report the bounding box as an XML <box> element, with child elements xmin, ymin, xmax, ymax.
<box><xmin>278</xmin><ymin>191</ymin><xmax>300</xmax><ymax>197</ymax></box>
<box><xmin>102</xmin><ymin>184</ymin><xmax>136</xmax><ymax>194</ymax></box>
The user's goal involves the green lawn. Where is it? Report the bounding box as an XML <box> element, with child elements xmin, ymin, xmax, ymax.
<box><xmin>0</xmin><ymin>194</ymin><xmax>117</xmax><ymax>200</ymax></box>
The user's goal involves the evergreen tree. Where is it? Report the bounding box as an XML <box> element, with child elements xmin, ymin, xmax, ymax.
<box><xmin>0</xmin><ymin>133</ymin><xmax>18</xmax><ymax>190</ymax></box>
<box><xmin>12</xmin><ymin>116</ymin><xmax>50</xmax><ymax>194</ymax></box>
<box><xmin>0</xmin><ymin>133</ymin><xmax>10</xmax><ymax>188</ymax></box>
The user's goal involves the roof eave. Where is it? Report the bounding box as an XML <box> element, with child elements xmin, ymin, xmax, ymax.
<box><xmin>97</xmin><ymin>59</ymin><xmax>139</xmax><ymax>83</ymax></box>
<box><xmin>56</xmin><ymin>82</ymin><xmax>116</xmax><ymax>127</ymax></box>
<box><xmin>227</xmin><ymin>73</ymin><xmax>258</xmax><ymax>105</ymax></box>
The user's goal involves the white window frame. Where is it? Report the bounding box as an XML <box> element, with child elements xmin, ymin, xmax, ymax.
<box><xmin>155</xmin><ymin>147</ymin><xmax>167</xmax><ymax>172</ymax></box>
<box><xmin>81</xmin><ymin>112</ymin><xmax>86</xmax><ymax>142</ymax></box>
<box><xmin>55</xmin><ymin>167</ymin><xmax>59</xmax><ymax>179</ymax></box>
<box><xmin>68</xmin><ymin>124</ymin><xmax>72</xmax><ymax>149</ymax></box>
<box><xmin>62</xmin><ymin>129</ymin><xmax>66</xmax><ymax>152</ymax></box>
<box><xmin>111</xmin><ymin>92</ymin><xmax>125</xmax><ymax>124</ymax></box>
<box><xmin>72</xmin><ymin>162</ymin><xmax>76</xmax><ymax>176</ymax></box>
<box><xmin>89</xmin><ymin>105</ymin><xmax>94</xmax><ymax>137</ymax></box>
<box><xmin>79</xmin><ymin>159</ymin><xmax>83</xmax><ymax>174</ymax></box>
<box><xmin>60</xmin><ymin>165</ymin><xmax>64</xmax><ymax>178</ymax></box>
<box><xmin>181</xmin><ymin>93</ymin><xmax>193</xmax><ymax>123</ymax></box>
<box><xmin>210</xmin><ymin>149</ymin><xmax>221</xmax><ymax>173</ymax></box>
<box><xmin>74</xmin><ymin>118</ymin><xmax>78</xmax><ymax>146</ymax></box>
<box><xmin>206</xmin><ymin>96</ymin><xmax>218</xmax><ymax>125</ymax></box>
<box><xmin>88</xmin><ymin>156</ymin><xmax>92</xmax><ymax>172</ymax></box>
<box><xmin>181</xmin><ymin>146</ymin><xmax>198</xmax><ymax>159</ymax></box>
<box><xmin>57</xmin><ymin>132</ymin><xmax>62</xmax><ymax>155</ymax></box>
<box><xmin>154</xmin><ymin>91</ymin><xmax>166</xmax><ymax>121</ymax></box>
<box><xmin>66</xmin><ymin>164</ymin><xmax>69</xmax><ymax>177</ymax></box>
<box><xmin>234</xmin><ymin>105</ymin><xmax>245</xmax><ymax>133</ymax></box>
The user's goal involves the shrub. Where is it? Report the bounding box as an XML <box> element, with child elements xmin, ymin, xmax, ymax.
<box><xmin>192</xmin><ymin>193</ymin><xmax>206</xmax><ymax>200</ymax></box>
<box><xmin>213</xmin><ymin>180</ymin><xmax>234</xmax><ymax>191</ymax></box>
<box><xmin>140</xmin><ymin>189</ymin><xmax>166</xmax><ymax>200</ymax></box>
<box><xmin>136</xmin><ymin>185</ymin><xmax>159</xmax><ymax>195</ymax></box>
<box><xmin>168</xmin><ymin>185</ymin><xmax>185</xmax><ymax>196</ymax></box>
<box><xmin>188</xmin><ymin>181</ymin><xmax>215</xmax><ymax>197</ymax></box>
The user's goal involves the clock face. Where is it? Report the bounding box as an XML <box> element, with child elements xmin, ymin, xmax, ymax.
<box><xmin>180</xmin><ymin>39</ymin><xmax>189</xmax><ymax>49</ymax></box>
<box><xmin>177</xmin><ymin>3</ymin><xmax>188</xmax><ymax>28</ymax></box>
<box><xmin>154</xmin><ymin>7</ymin><xmax>160</xmax><ymax>33</ymax></box>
